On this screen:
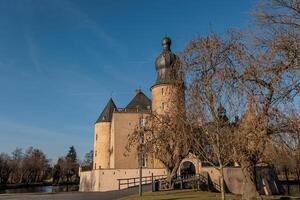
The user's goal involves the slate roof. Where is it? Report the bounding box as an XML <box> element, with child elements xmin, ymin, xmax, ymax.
<box><xmin>125</xmin><ymin>90</ymin><xmax>151</xmax><ymax>110</ymax></box>
<box><xmin>95</xmin><ymin>98</ymin><xmax>117</xmax><ymax>123</ymax></box>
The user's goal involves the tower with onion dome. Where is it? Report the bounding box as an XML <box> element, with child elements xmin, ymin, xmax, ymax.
<box><xmin>151</xmin><ymin>36</ymin><xmax>184</xmax><ymax>115</ymax></box>
<box><xmin>150</xmin><ymin>36</ymin><xmax>185</xmax><ymax>168</ymax></box>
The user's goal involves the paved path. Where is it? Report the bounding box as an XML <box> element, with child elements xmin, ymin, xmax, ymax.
<box><xmin>0</xmin><ymin>185</ymin><xmax>151</xmax><ymax>200</ymax></box>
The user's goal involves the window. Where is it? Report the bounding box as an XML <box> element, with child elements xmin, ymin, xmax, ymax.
<box><xmin>161</xmin><ymin>88</ymin><xmax>165</xmax><ymax>96</ymax></box>
<box><xmin>144</xmin><ymin>157</ymin><xmax>147</xmax><ymax>167</ymax></box>
<box><xmin>95</xmin><ymin>150</ymin><xmax>97</xmax><ymax>157</ymax></box>
<box><xmin>162</xmin><ymin>102</ymin><xmax>165</xmax><ymax>110</ymax></box>
<box><xmin>96</xmin><ymin>134</ymin><xmax>98</xmax><ymax>141</ymax></box>
<box><xmin>94</xmin><ymin>163</ymin><xmax>96</xmax><ymax>169</ymax></box>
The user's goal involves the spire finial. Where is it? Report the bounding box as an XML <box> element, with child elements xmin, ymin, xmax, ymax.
<box><xmin>135</xmin><ymin>88</ymin><xmax>142</xmax><ymax>95</ymax></box>
<box><xmin>162</xmin><ymin>35</ymin><xmax>171</xmax><ymax>51</ymax></box>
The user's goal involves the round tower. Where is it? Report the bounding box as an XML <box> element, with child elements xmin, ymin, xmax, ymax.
<box><xmin>151</xmin><ymin>36</ymin><xmax>184</xmax><ymax>115</ymax></box>
<box><xmin>93</xmin><ymin>98</ymin><xmax>116</xmax><ymax>169</ymax></box>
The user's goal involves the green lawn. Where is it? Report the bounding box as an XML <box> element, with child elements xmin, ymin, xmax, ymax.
<box><xmin>120</xmin><ymin>190</ymin><xmax>240</xmax><ymax>200</ymax></box>
<box><xmin>120</xmin><ymin>190</ymin><xmax>299</xmax><ymax>200</ymax></box>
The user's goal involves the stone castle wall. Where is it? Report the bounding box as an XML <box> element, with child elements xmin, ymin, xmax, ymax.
<box><xmin>151</xmin><ymin>84</ymin><xmax>183</xmax><ymax>115</ymax></box>
<box><xmin>110</xmin><ymin>112</ymin><xmax>151</xmax><ymax>169</ymax></box>
<box><xmin>79</xmin><ymin>168</ymin><xmax>166</xmax><ymax>192</ymax></box>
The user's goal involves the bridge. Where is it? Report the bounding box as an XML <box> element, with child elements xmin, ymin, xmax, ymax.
<box><xmin>117</xmin><ymin>173</ymin><xmax>221</xmax><ymax>192</ymax></box>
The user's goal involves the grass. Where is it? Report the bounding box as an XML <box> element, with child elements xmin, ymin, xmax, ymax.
<box><xmin>120</xmin><ymin>190</ymin><xmax>300</xmax><ymax>200</ymax></box>
<box><xmin>120</xmin><ymin>190</ymin><xmax>240</xmax><ymax>200</ymax></box>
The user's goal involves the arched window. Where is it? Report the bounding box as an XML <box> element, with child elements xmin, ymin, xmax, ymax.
<box><xmin>162</xmin><ymin>102</ymin><xmax>165</xmax><ymax>110</ymax></box>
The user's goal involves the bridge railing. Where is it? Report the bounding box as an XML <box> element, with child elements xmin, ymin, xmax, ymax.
<box><xmin>117</xmin><ymin>173</ymin><xmax>221</xmax><ymax>192</ymax></box>
<box><xmin>117</xmin><ymin>174</ymin><xmax>166</xmax><ymax>190</ymax></box>
<box><xmin>158</xmin><ymin>173</ymin><xmax>221</xmax><ymax>192</ymax></box>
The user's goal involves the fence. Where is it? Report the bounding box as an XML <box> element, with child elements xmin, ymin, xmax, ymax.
<box><xmin>117</xmin><ymin>174</ymin><xmax>166</xmax><ymax>190</ymax></box>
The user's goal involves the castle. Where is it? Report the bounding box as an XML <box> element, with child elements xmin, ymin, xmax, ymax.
<box><xmin>93</xmin><ymin>36</ymin><xmax>182</xmax><ymax>170</ymax></box>
<box><xmin>79</xmin><ymin>37</ymin><xmax>184</xmax><ymax>192</ymax></box>
<box><xmin>79</xmin><ymin>37</ymin><xmax>279</xmax><ymax>195</ymax></box>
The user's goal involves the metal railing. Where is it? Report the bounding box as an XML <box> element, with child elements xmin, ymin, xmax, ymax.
<box><xmin>158</xmin><ymin>173</ymin><xmax>221</xmax><ymax>192</ymax></box>
<box><xmin>117</xmin><ymin>174</ymin><xmax>166</xmax><ymax>190</ymax></box>
<box><xmin>117</xmin><ymin>173</ymin><xmax>221</xmax><ymax>192</ymax></box>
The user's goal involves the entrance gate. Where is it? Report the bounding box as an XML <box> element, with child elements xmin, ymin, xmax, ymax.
<box><xmin>180</xmin><ymin>161</ymin><xmax>196</xmax><ymax>176</ymax></box>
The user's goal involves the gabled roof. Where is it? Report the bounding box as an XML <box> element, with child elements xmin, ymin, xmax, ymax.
<box><xmin>126</xmin><ymin>90</ymin><xmax>151</xmax><ymax>110</ymax></box>
<box><xmin>96</xmin><ymin>98</ymin><xmax>117</xmax><ymax>123</ymax></box>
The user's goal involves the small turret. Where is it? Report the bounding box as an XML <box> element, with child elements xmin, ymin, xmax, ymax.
<box><xmin>93</xmin><ymin>98</ymin><xmax>117</xmax><ymax>169</ymax></box>
<box><xmin>95</xmin><ymin>98</ymin><xmax>117</xmax><ymax>123</ymax></box>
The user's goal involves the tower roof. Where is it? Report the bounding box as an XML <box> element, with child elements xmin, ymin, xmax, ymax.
<box><xmin>155</xmin><ymin>36</ymin><xmax>177</xmax><ymax>70</ymax></box>
<box><xmin>96</xmin><ymin>98</ymin><xmax>117</xmax><ymax>123</ymax></box>
<box><xmin>126</xmin><ymin>89</ymin><xmax>151</xmax><ymax>110</ymax></box>
<box><xmin>154</xmin><ymin>36</ymin><xmax>179</xmax><ymax>84</ymax></box>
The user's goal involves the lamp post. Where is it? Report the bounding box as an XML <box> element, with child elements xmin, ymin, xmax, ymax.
<box><xmin>139</xmin><ymin>128</ymin><xmax>143</xmax><ymax>196</ymax></box>
<box><xmin>138</xmin><ymin>116</ymin><xmax>145</xmax><ymax>196</ymax></box>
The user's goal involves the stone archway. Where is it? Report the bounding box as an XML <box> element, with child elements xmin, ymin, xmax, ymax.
<box><xmin>180</xmin><ymin>161</ymin><xmax>196</xmax><ymax>176</ymax></box>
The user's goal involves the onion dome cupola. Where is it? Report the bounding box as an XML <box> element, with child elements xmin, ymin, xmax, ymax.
<box><xmin>155</xmin><ymin>36</ymin><xmax>179</xmax><ymax>85</ymax></box>
<box><xmin>95</xmin><ymin>98</ymin><xmax>117</xmax><ymax>123</ymax></box>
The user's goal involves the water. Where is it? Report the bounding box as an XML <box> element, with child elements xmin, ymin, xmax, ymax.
<box><xmin>0</xmin><ymin>185</ymin><xmax>79</xmax><ymax>194</ymax></box>
<box><xmin>0</xmin><ymin>186</ymin><xmax>53</xmax><ymax>194</ymax></box>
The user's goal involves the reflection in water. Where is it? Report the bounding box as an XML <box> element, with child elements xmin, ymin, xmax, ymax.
<box><xmin>1</xmin><ymin>186</ymin><xmax>53</xmax><ymax>194</ymax></box>
<box><xmin>0</xmin><ymin>185</ymin><xmax>79</xmax><ymax>194</ymax></box>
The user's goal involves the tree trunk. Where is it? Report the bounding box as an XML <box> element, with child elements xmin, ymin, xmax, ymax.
<box><xmin>284</xmin><ymin>167</ymin><xmax>289</xmax><ymax>181</ymax></box>
<box><xmin>241</xmin><ymin>161</ymin><xmax>259</xmax><ymax>200</ymax></box>
<box><xmin>166</xmin><ymin>161</ymin><xmax>181</xmax><ymax>189</ymax></box>
<box><xmin>220</xmin><ymin>165</ymin><xmax>225</xmax><ymax>200</ymax></box>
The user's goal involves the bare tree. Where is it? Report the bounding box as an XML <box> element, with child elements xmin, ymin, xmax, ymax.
<box><xmin>10</xmin><ymin>148</ymin><xmax>24</xmax><ymax>184</ymax></box>
<box><xmin>21</xmin><ymin>147</ymin><xmax>50</xmax><ymax>183</ymax></box>
<box><xmin>81</xmin><ymin>150</ymin><xmax>93</xmax><ymax>171</ymax></box>
<box><xmin>0</xmin><ymin>153</ymin><xmax>13</xmax><ymax>185</ymax></box>
<box><xmin>126</xmin><ymin>66</ymin><xmax>194</xmax><ymax>189</ymax></box>
<box><xmin>182</xmin><ymin>31</ymin><xmax>244</xmax><ymax>200</ymax></box>
<box><xmin>52</xmin><ymin>146</ymin><xmax>79</xmax><ymax>187</ymax></box>
<box><xmin>254</xmin><ymin>0</ymin><xmax>300</xmax><ymax>29</ymax></box>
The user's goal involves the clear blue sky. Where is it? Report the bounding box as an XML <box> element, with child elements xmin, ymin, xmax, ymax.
<box><xmin>0</xmin><ymin>0</ymin><xmax>258</xmax><ymax>162</ymax></box>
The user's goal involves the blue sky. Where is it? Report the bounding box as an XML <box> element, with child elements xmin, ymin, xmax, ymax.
<box><xmin>0</xmin><ymin>0</ymin><xmax>257</xmax><ymax>162</ymax></box>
